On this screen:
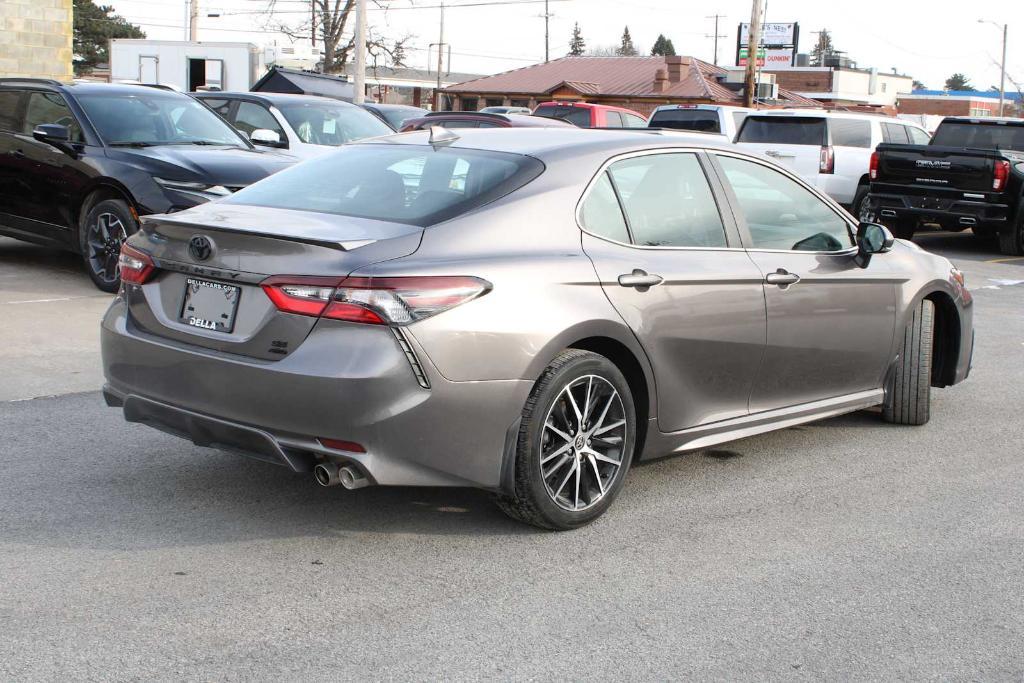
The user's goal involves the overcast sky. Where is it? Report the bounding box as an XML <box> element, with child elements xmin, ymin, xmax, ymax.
<box><xmin>106</xmin><ymin>0</ymin><xmax>1024</xmax><ymax>91</ymax></box>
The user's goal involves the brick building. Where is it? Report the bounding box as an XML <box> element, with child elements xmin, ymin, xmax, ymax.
<box><xmin>443</xmin><ymin>55</ymin><xmax>817</xmax><ymax>116</ymax></box>
<box><xmin>0</xmin><ymin>0</ymin><xmax>73</xmax><ymax>81</ymax></box>
<box><xmin>766</xmin><ymin>66</ymin><xmax>914</xmax><ymax>110</ymax></box>
<box><xmin>897</xmin><ymin>90</ymin><xmax>1023</xmax><ymax>118</ymax></box>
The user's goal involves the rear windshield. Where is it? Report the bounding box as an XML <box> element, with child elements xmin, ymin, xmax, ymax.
<box><xmin>737</xmin><ymin>116</ymin><xmax>827</xmax><ymax>145</ymax></box>
<box><xmin>534</xmin><ymin>106</ymin><xmax>591</xmax><ymax>127</ymax></box>
<box><xmin>222</xmin><ymin>143</ymin><xmax>544</xmax><ymax>227</ymax></box>
<box><xmin>931</xmin><ymin>122</ymin><xmax>1024</xmax><ymax>151</ymax></box>
<box><xmin>648</xmin><ymin>109</ymin><xmax>721</xmax><ymax>133</ymax></box>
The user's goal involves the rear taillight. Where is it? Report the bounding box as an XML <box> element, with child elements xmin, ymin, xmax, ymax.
<box><xmin>261</xmin><ymin>275</ymin><xmax>490</xmax><ymax>326</ymax></box>
<box><xmin>118</xmin><ymin>244</ymin><xmax>155</xmax><ymax>285</ymax></box>
<box><xmin>993</xmin><ymin>160</ymin><xmax>1010</xmax><ymax>191</ymax></box>
<box><xmin>819</xmin><ymin>145</ymin><xmax>835</xmax><ymax>174</ymax></box>
<box><xmin>869</xmin><ymin>151</ymin><xmax>880</xmax><ymax>180</ymax></box>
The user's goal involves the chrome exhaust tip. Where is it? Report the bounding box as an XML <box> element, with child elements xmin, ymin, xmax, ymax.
<box><xmin>339</xmin><ymin>465</ymin><xmax>369</xmax><ymax>490</ymax></box>
<box><xmin>314</xmin><ymin>463</ymin><xmax>341</xmax><ymax>487</ymax></box>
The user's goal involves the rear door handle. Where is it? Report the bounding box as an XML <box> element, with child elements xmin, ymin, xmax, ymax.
<box><xmin>765</xmin><ymin>269</ymin><xmax>800</xmax><ymax>286</ymax></box>
<box><xmin>618</xmin><ymin>269</ymin><xmax>664</xmax><ymax>290</ymax></box>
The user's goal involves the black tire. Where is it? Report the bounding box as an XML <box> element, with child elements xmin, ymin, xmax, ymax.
<box><xmin>972</xmin><ymin>224</ymin><xmax>998</xmax><ymax>241</ymax></box>
<box><xmin>495</xmin><ymin>349</ymin><xmax>637</xmax><ymax>530</ymax></box>
<box><xmin>852</xmin><ymin>185</ymin><xmax>871</xmax><ymax>222</ymax></box>
<box><xmin>80</xmin><ymin>198</ymin><xmax>138</xmax><ymax>293</ymax></box>
<box><xmin>883</xmin><ymin>299</ymin><xmax>934</xmax><ymax>426</ymax></box>
<box><xmin>998</xmin><ymin>210</ymin><xmax>1024</xmax><ymax>256</ymax></box>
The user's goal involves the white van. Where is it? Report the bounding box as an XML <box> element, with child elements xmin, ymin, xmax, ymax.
<box><xmin>734</xmin><ymin>110</ymin><xmax>931</xmax><ymax>216</ymax></box>
<box><xmin>647</xmin><ymin>104</ymin><xmax>752</xmax><ymax>141</ymax></box>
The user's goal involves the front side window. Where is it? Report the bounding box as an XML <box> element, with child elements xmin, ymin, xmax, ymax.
<box><xmin>623</xmin><ymin>113</ymin><xmax>647</xmax><ymax>128</ymax></box>
<box><xmin>200</xmin><ymin>97</ymin><xmax>232</xmax><ymax>118</ymax></box>
<box><xmin>717</xmin><ymin>155</ymin><xmax>853</xmax><ymax>252</ymax></box>
<box><xmin>76</xmin><ymin>91</ymin><xmax>246</xmax><ymax>147</ymax></box>
<box><xmin>23</xmin><ymin>92</ymin><xmax>83</xmax><ymax>142</ymax></box>
<box><xmin>233</xmin><ymin>101</ymin><xmax>285</xmax><ymax>141</ymax></box>
<box><xmin>907</xmin><ymin>126</ymin><xmax>931</xmax><ymax>145</ymax></box>
<box><xmin>605</xmin><ymin>111</ymin><xmax>624</xmax><ymax>127</ymax></box>
<box><xmin>223</xmin><ymin>144</ymin><xmax>543</xmax><ymax>227</ymax></box>
<box><xmin>829</xmin><ymin>119</ymin><xmax>872</xmax><ymax>148</ymax></box>
<box><xmin>278</xmin><ymin>101</ymin><xmax>391</xmax><ymax>145</ymax></box>
<box><xmin>605</xmin><ymin>153</ymin><xmax>727</xmax><ymax>248</ymax></box>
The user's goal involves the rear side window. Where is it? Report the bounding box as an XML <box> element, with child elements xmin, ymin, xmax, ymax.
<box><xmin>649</xmin><ymin>109</ymin><xmax>721</xmax><ymax>133</ymax></box>
<box><xmin>605</xmin><ymin>111</ymin><xmax>624</xmax><ymax>127</ymax></box>
<box><xmin>0</xmin><ymin>90</ymin><xmax>22</xmax><ymax>130</ymax></box>
<box><xmin>829</xmin><ymin>119</ymin><xmax>872</xmax><ymax>148</ymax></box>
<box><xmin>579</xmin><ymin>173</ymin><xmax>629</xmax><ymax>243</ymax></box>
<box><xmin>223</xmin><ymin>144</ymin><xmax>544</xmax><ymax>227</ymax></box>
<box><xmin>23</xmin><ymin>92</ymin><xmax>83</xmax><ymax>142</ymax></box>
<box><xmin>534</xmin><ymin>105</ymin><xmax>591</xmax><ymax>127</ymax></box>
<box><xmin>606</xmin><ymin>153</ymin><xmax>727</xmax><ymax>248</ymax></box>
<box><xmin>881</xmin><ymin>122</ymin><xmax>909</xmax><ymax>144</ymax></box>
<box><xmin>737</xmin><ymin>117</ymin><xmax>827</xmax><ymax>145</ymax></box>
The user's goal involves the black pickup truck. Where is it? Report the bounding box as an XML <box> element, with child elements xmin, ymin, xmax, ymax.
<box><xmin>868</xmin><ymin>117</ymin><xmax>1024</xmax><ymax>255</ymax></box>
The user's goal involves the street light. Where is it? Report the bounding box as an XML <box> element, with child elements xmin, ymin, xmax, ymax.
<box><xmin>978</xmin><ymin>19</ymin><xmax>1008</xmax><ymax>117</ymax></box>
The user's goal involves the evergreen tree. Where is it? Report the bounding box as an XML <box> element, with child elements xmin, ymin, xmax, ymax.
<box><xmin>73</xmin><ymin>0</ymin><xmax>145</xmax><ymax>74</ymax></box>
<box><xmin>650</xmin><ymin>34</ymin><xmax>676</xmax><ymax>56</ymax></box>
<box><xmin>944</xmin><ymin>73</ymin><xmax>973</xmax><ymax>91</ymax></box>
<box><xmin>568</xmin><ymin>22</ymin><xmax>586</xmax><ymax>56</ymax></box>
<box><xmin>617</xmin><ymin>26</ymin><xmax>638</xmax><ymax>57</ymax></box>
<box><xmin>810</xmin><ymin>29</ymin><xmax>835</xmax><ymax>67</ymax></box>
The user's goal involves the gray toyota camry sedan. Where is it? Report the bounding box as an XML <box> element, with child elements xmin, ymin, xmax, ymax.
<box><xmin>101</xmin><ymin>127</ymin><xmax>973</xmax><ymax>530</ymax></box>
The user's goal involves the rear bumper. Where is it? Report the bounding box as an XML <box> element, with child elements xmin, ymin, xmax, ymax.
<box><xmin>101</xmin><ymin>297</ymin><xmax>531</xmax><ymax>489</ymax></box>
<box><xmin>869</xmin><ymin>190</ymin><xmax>1010</xmax><ymax>229</ymax></box>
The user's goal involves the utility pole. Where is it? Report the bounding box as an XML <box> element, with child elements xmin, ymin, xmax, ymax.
<box><xmin>189</xmin><ymin>0</ymin><xmax>199</xmax><ymax>41</ymax></box>
<box><xmin>353</xmin><ymin>0</ymin><xmax>366</xmax><ymax>104</ymax></box>
<box><xmin>434</xmin><ymin>0</ymin><xmax>445</xmax><ymax>110</ymax></box>
<box><xmin>544</xmin><ymin>0</ymin><xmax>550</xmax><ymax>63</ymax></box>
<box><xmin>979</xmin><ymin>19</ymin><xmax>1009</xmax><ymax>117</ymax></box>
<box><xmin>706</xmin><ymin>14</ymin><xmax>725</xmax><ymax>65</ymax></box>
<box><xmin>999</xmin><ymin>23</ymin><xmax>1008</xmax><ymax>116</ymax></box>
<box><xmin>743</xmin><ymin>0</ymin><xmax>763</xmax><ymax>108</ymax></box>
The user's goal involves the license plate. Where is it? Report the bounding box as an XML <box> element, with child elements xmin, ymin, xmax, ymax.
<box><xmin>180</xmin><ymin>278</ymin><xmax>240</xmax><ymax>333</ymax></box>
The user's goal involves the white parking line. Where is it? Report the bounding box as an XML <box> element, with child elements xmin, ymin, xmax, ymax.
<box><xmin>3</xmin><ymin>295</ymin><xmax>109</xmax><ymax>305</ymax></box>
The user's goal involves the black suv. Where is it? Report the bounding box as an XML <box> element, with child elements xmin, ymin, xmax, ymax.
<box><xmin>0</xmin><ymin>80</ymin><xmax>295</xmax><ymax>291</ymax></box>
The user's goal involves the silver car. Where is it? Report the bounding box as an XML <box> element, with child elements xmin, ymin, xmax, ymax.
<box><xmin>101</xmin><ymin>128</ymin><xmax>974</xmax><ymax>530</ymax></box>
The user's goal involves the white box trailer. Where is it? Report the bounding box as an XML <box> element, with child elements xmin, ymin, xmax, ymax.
<box><xmin>109</xmin><ymin>40</ymin><xmax>265</xmax><ymax>92</ymax></box>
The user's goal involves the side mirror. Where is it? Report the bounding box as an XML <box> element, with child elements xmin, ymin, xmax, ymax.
<box><xmin>853</xmin><ymin>222</ymin><xmax>894</xmax><ymax>269</ymax></box>
<box><xmin>33</xmin><ymin>123</ymin><xmax>70</xmax><ymax>144</ymax></box>
<box><xmin>249</xmin><ymin>128</ymin><xmax>285</xmax><ymax>148</ymax></box>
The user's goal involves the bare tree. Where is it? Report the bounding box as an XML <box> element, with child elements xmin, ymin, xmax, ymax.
<box><xmin>265</xmin><ymin>0</ymin><xmax>411</xmax><ymax>74</ymax></box>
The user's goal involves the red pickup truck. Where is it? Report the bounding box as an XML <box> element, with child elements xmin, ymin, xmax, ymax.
<box><xmin>533</xmin><ymin>101</ymin><xmax>647</xmax><ymax>128</ymax></box>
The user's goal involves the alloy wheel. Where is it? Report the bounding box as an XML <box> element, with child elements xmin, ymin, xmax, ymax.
<box><xmin>539</xmin><ymin>375</ymin><xmax>627</xmax><ymax>512</ymax></box>
<box><xmin>87</xmin><ymin>212</ymin><xmax>128</xmax><ymax>287</ymax></box>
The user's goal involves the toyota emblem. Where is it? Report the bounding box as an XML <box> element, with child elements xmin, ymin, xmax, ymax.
<box><xmin>188</xmin><ymin>235</ymin><xmax>214</xmax><ymax>261</ymax></box>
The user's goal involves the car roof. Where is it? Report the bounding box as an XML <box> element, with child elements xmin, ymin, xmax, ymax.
<box><xmin>744</xmin><ymin>108</ymin><xmax>909</xmax><ymax>122</ymax></box>
<box><xmin>361</xmin><ymin>127</ymin><xmax>732</xmax><ymax>161</ymax></box>
<box><xmin>940</xmin><ymin>116</ymin><xmax>1024</xmax><ymax>126</ymax></box>
<box><xmin>195</xmin><ymin>91</ymin><xmax>361</xmax><ymax>108</ymax></box>
<box><xmin>0</xmin><ymin>79</ymin><xmax>188</xmax><ymax>98</ymax></box>
<box><xmin>364</xmin><ymin>103</ymin><xmax>426</xmax><ymax>112</ymax></box>
<box><xmin>651</xmin><ymin>104</ymin><xmax>753</xmax><ymax>113</ymax></box>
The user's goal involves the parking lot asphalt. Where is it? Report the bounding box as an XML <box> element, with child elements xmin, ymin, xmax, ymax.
<box><xmin>1</xmin><ymin>232</ymin><xmax>1022</xmax><ymax>680</ymax></box>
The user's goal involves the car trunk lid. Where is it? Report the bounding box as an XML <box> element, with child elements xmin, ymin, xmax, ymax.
<box><xmin>124</xmin><ymin>203</ymin><xmax>422</xmax><ymax>360</ymax></box>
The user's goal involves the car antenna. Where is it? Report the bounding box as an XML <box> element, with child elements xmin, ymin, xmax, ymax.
<box><xmin>428</xmin><ymin>125</ymin><xmax>459</xmax><ymax>147</ymax></box>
